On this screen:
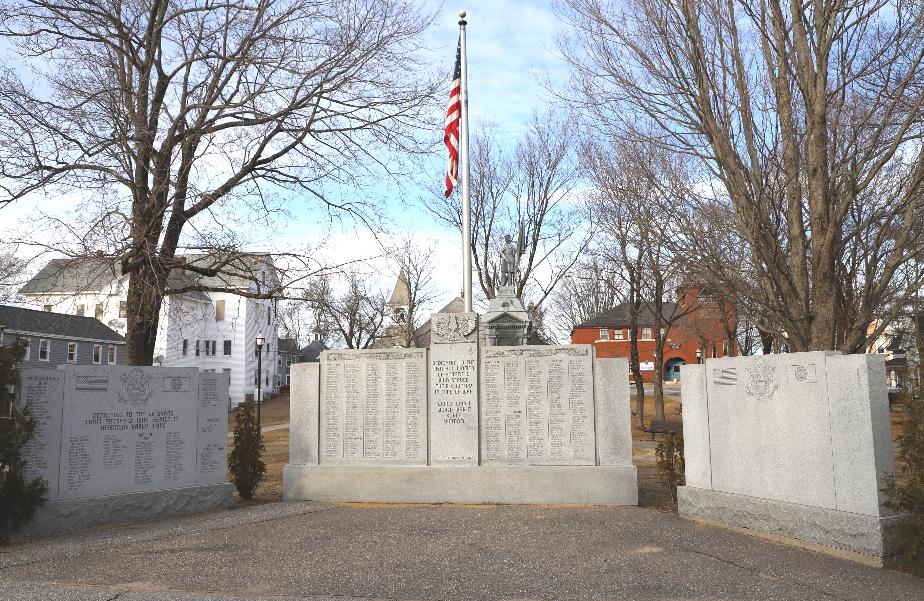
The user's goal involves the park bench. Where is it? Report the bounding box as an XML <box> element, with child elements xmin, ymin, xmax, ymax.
<box><xmin>644</xmin><ymin>419</ymin><xmax>683</xmax><ymax>440</ymax></box>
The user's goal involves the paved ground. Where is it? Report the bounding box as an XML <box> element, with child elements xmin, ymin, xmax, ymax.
<box><xmin>1</xmin><ymin>501</ymin><xmax>922</xmax><ymax>601</ymax></box>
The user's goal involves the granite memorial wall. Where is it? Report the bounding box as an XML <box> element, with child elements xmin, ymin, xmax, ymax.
<box><xmin>678</xmin><ymin>352</ymin><xmax>901</xmax><ymax>559</ymax></box>
<box><xmin>284</xmin><ymin>320</ymin><xmax>638</xmax><ymax>505</ymax></box>
<box><xmin>17</xmin><ymin>366</ymin><xmax>232</xmax><ymax>539</ymax></box>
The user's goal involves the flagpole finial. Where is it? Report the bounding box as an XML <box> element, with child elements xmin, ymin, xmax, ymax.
<box><xmin>458</xmin><ymin>10</ymin><xmax>466</xmax><ymax>25</ymax></box>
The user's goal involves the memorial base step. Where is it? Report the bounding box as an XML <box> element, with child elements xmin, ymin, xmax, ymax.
<box><xmin>13</xmin><ymin>482</ymin><xmax>233</xmax><ymax>541</ymax></box>
<box><xmin>283</xmin><ymin>464</ymin><xmax>638</xmax><ymax>505</ymax></box>
<box><xmin>677</xmin><ymin>486</ymin><xmax>904</xmax><ymax>559</ymax></box>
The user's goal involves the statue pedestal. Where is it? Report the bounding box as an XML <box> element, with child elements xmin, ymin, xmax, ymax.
<box><xmin>483</xmin><ymin>285</ymin><xmax>531</xmax><ymax>346</ymax></box>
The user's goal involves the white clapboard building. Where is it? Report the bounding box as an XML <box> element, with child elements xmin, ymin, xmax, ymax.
<box><xmin>18</xmin><ymin>253</ymin><xmax>279</xmax><ymax>406</ymax></box>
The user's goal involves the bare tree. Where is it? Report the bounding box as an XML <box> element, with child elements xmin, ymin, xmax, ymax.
<box><xmin>0</xmin><ymin>244</ymin><xmax>27</xmax><ymax>304</ymax></box>
<box><xmin>586</xmin><ymin>139</ymin><xmax>698</xmax><ymax>423</ymax></box>
<box><xmin>304</xmin><ymin>270</ymin><xmax>388</xmax><ymax>350</ymax></box>
<box><xmin>549</xmin><ymin>258</ymin><xmax>622</xmax><ymax>337</ymax></box>
<box><xmin>560</xmin><ymin>0</ymin><xmax>924</xmax><ymax>353</ymax></box>
<box><xmin>426</xmin><ymin>110</ymin><xmax>589</xmax><ymax>308</ymax></box>
<box><xmin>387</xmin><ymin>238</ymin><xmax>439</xmax><ymax>348</ymax></box>
<box><xmin>0</xmin><ymin>0</ymin><xmax>438</xmax><ymax>363</ymax></box>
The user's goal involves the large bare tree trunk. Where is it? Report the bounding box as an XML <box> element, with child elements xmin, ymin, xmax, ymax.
<box><xmin>124</xmin><ymin>267</ymin><xmax>164</xmax><ymax>365</ymax></box>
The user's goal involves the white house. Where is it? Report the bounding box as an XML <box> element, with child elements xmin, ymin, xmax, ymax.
<box><xmin>18</xmin><ymin>253</ymin><xmax>280</xmax><ymax>406</ymax></box>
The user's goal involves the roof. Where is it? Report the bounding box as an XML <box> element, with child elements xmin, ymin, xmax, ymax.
<box><xmin>19</xmin><ymin>257</ymin><xmax>121</xmax><ymax>295</ymax></box>
<box><xmin>0</xmin><ymin>304</ymin><xmax>125</xmax><ymax>342</ymax></box>
<box><xmin>388</xmin><ymin>270</ymin><xmax>410</xmax><ymax>307</ymax></box>
<box><xmin>19</xmin><ymin>253</ymin><xmax>278</xmax><ymax>296</ymax></box>
<box><xmin>278</xmin><ymin>338</ymin><xmax>300</xmax><ymax>354</ymax></box>
<box><xmin>572</xmin><ymin>302</ymin><xmax>678</xmax><ymax>330</ymax></box>
<box><xmin>299</xmin><ymin>340</ymin><xmax>329</xmax><ymax>362</ymax></box>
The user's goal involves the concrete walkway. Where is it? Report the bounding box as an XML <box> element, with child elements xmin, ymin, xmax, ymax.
<box><xmin>1</xmin><ymin>501</ymin><xmax>922</xmax><ymax>601</ymax></box>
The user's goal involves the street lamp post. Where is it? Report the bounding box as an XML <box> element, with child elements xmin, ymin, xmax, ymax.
<box><xmin>255</xmin><ymin>336</ymin><xmax>265</xmax><ymax>428</ymax></box>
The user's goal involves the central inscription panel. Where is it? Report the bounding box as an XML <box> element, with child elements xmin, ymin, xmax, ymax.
<box><xmin>480</xmin><ymin>345</ymin><xmax>596</xmax><ymax>466</ymax></box>
<box><xmin>320</xmin><ymin>348</ymin><xmax>427</xmax><ymax>465</ymax></box>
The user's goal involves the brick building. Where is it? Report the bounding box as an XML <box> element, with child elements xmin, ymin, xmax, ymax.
<box><xmin>570</xmin><ymin>289</ymin><xmax>736</xmax><ymax>382</ymax></box>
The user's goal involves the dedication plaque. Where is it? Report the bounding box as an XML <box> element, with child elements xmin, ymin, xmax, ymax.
<box><xmin>430</xmin><ymin>344</ymin><xmax>478</xmax><ymax>465</ymax></box>
<box><xmin>480</xmin><ymin>345</ymin><xmax>596</xmax><ymax>466</ymax></box>
<box><xmin>58</xmin><ymin>366</ymin><xmax>201</xmax><ymax>500</ymax></box>
<box><xmin>319</xmin><ymin>349</ymin><xmax>427</xmax><ymax>465</ymax></box>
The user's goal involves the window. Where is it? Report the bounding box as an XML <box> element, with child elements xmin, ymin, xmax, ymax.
<box><xmin>195</xmin><ymin>340</ymin><xmax>200</xmax><ymax>357</ymax></box>
<box><xmin>95</xmin><ymin>303</ymin><xmax>104</xmax><ymax>319</ymax></box>
<box><xmin>711</xmin><ymin>344</ymin><xmax>718</xmax><ymax>359</ymax></box>
<box><xmin>641</xmin><ymin>327</ymin><xmax>653</xmax><ymax>340</ymax></box>
<box><xmin>182</xmin><ymin>339</ymin><xmax>188</xmax><ymax>356</ymax></box>
<box><xmin>108</xmin><ymin>346</ymin><xmax>116</xmax><ymax>364</ymax></box>
<box><xmin>215</xmin><ymin>300</ymin><xmax>225</xmax><ymax>321</ymax></box>
<box><xmin>722</xmin><ymin>340</ymin><xmax>729</xmax><ymax>356</ymax></box>
<box><xmin>19</xmin><ymin>337</ymin><xmax>30</xmax><ymax>361</ymax></box>
<box><xmin>43</xmin><ymin>304</ymin><xmax>52</xmax><ymax>312</ymax></box>
<box><xmin>76</xmin><ymin>304</ymin><xmax>85</xmax><ymax>316</ymax></box>
<box><xmin>614</xmin><ymin>329</ymin><xmax>624</xmax><ymax>341</ymax></box>
<box><xmin>223</xmin><ymin>340</ymin><xmax>232</xmax><ymax>356</ymax></box>
<box><xmin>67</xmin><ymin>342</ymin><xmax>77</xmax><ymax>363</ymax></box>
<box><xmin>119</xmin><ymin>301</ymin><xmax>127</xmax><ymax>318</ymax></box>
<box><xmin>207</xmin><ymin>340</ymin><xmax>216</xmax><ymax>356</ymax></box>
<box><xmin>93</xmin><ymin>344</ymin><xmax>102</xmax><ymax>364</ymax></box>
<box><xmin>599</xmin><ymin>329</ymin><xmax>609</xmax><ymax>341</ymax></box>
<box><xmin>39</xmin><ymin>339</ymin><xmax>50</xmax><ymax>362</ymax></box>
<box><xmin>254</xmin><ymin>369</ymin><xmax>260</xmax><ymax>386</ymax></box>
<box><xmin>267</xmin><ymin>308</ymin><xmax>270</xmax><ymax>325</ymax></box>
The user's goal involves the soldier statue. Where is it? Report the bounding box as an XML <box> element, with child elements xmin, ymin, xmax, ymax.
<box><xmin>498</xmin><ymin>223</ymin><xmax>526</xmax><ymax>287</ymax></box>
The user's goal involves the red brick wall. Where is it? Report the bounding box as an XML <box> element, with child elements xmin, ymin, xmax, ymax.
<box><xmin>571</xmin><ymin>320</ymin><xmax>735</xmax><ymax>383</ymax></box>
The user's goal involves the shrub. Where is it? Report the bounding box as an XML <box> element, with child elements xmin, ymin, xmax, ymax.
<box><xmin>883</xmin><ymin>385</ymin><xmax>924</xmax><ymax>569</ymax></box>
<box><xmin>656</xmin><ymin>434</ymin><xmax>686</xmax><ymax>509</ymax></box>
<box><xmin>228</xmin><ymin>400</ymin><xmax>265</xmax><ymax>500</ymax></box>
<box><xmin>0</xmin><ymin>340</ymin><xmax>48</xmax><ymax>543</ymax></box>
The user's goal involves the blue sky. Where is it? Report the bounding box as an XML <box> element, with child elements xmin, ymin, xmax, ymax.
<box><xmin>0</xmin><ymin>1</ymin><xmax>571</xmax><ymax>309</ymax></box>
<box><xmin>287</xmin><ymin>1</ymin><xmax>569</xmax><ymax>234</ymax></box>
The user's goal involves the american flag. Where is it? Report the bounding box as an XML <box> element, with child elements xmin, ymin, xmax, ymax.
<box><xmin>444</xmin><ymin>37</ymin><xmax>462</xmax><ymax>198</ymax></box>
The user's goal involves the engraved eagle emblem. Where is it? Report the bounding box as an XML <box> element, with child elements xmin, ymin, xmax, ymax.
<box><xmin>117</xmin><ymin>368</ymin><xmax>155</xmax><ymax>408</ymax></box>
<box><xmin>432</xmin><ymin>314</ymin><xmax>478</xmax><ymax>344</ymax></box>
<box><xmin>745</xmin><ymin>359</ymin><xmax>778</xmax><ymax>403</ymax></box>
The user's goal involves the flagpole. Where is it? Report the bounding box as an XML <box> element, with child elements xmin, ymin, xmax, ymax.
<box><xmin>458</xmin><ymin>10</ymin><xmax>473</xmax><ymax>313</ymax></box>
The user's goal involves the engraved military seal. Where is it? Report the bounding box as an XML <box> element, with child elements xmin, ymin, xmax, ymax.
<box><xmin>118</xmin><ymin>368</ymin><xmax>155</xmax><ymax>408</ymax></box>
<box><xmin>432</xmin><ymin>313</ymin><xmax>478</xmax><ymax>344</ymax></box>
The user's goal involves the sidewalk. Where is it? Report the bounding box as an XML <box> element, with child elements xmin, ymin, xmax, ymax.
<box><xmin>1</xmin><ymin>501</ymin><xmax>922</xmax><ymax>600</ymax></box>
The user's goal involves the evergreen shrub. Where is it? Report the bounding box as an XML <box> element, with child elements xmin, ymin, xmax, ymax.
<box><xmin>228</xmin><ymin>400</ymin><xmax>265</xmax><ymax>500</ymax></box>
<box><xmin>0</xmin><ymin>340</ymin><xmax>48</xmax><ymax>543</ymax></box>
<box><xmin>656</xmin><ymin>434</ymin><xmax>686</xmax><ymax>509</ymax></box>
<box><xmin>883</xmin><ymin>386</ymin><xmax>924</xmax><ymax>570</ymax></box>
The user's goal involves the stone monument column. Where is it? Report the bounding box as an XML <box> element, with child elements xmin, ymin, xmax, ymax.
<box><xmin>428</xmin><ymin>313</ymin><xmax>479</xmax><ymax>465</ymax></box>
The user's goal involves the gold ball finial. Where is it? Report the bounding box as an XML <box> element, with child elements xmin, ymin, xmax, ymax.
<box><xmin>459</xmin><ymin>10</ymin><xmax>466</xmax><ymax>18</ymax></box>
